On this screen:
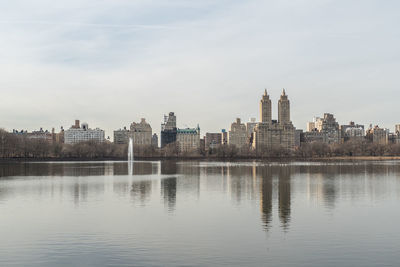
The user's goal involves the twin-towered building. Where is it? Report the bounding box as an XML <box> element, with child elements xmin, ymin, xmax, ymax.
<box><xmin>225</xmin><ymin>89</ymin><xmax>296</xmax><ymax>152</ymax></box>
<box><xmin>252</xmin><ymin>89</ymin><xmax>296</xmax><ymax>151</ymax></box>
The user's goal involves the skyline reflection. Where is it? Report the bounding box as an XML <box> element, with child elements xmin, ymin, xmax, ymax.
<box><xmin>1</xmin><ymin>161</ymin><xmax>400</xmax><ymax>231</ymax></box>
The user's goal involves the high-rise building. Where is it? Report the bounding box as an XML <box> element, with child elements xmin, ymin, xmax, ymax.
<box><xmin>161</xmin><ymin>112</ymin><xmax>177</xmax><ymax>148</ymax></box>
<box><xmin>130</xmin><ymin>118</ymin><xmax>152</xmax><ymax>145</ymax></box>
<box><xmin>205</xmin><ymin>132</ymin><xmax>222</xmax><ymax>149</ymax></box>
<box><xmin>305</xmin><ymin>114</ymin><xmax>341</xmax><ymax>144</ymax></box>
<box><xmin>114</xmin><ymin>127</ymin><xmax>130</xmax><ymax>144</ymax></box>
<box><xmin>152</xmin><ymin>133</ymin><xmax>159</xmax><ymax>148</ymax></box>
<box><xmin>177</xmin><ymin>126</ymin><xmax>200</xmax><ymax>152</ymax></box>
<box><xmin>252</xmin><ymin>89</ymin><xmax>295</xmax><ymax>151</ymax></box>
<box><xmin>228</xmin><ymin>118</ymin><xmax>247</xmax><ymax>148</ymax></box>
<box><xmin>396</xmin><ymin>124</ymin><xmax>400</xmax><ymax>133</ymax></box>
<box><xmin>64</xmin><ymin>120</ymin><xmax>105</xmax><ymax>144</ymax></box>
<box><xmin>246</xmin><ymin>118</ymin><xmax>257</xmax><ymax>144</ymax></box>
<box><xmin>341</xmin><ymin>122</ymin><xmax>365</xmax><ymax>141</ymax></box>
<box><xmin>366</xmin><ymin>125</ymin><xmax>389</xmax><ymax>145</ymax></box>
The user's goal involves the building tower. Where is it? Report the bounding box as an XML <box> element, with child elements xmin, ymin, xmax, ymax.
<box><xmin>260</xmin><ymin>89</ymin><xmax>272</xmax><ymax>123</ymax></box>
<box><xmin>278</xmin><ymin>89</ymin><xmax>290</xmax><ymax>124</ymax></box>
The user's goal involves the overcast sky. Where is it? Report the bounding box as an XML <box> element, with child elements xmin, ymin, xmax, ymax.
<box><xmin>0</xmin><ymin>0</ymin><xmax>399</xmax><ymax>138</ymax></box>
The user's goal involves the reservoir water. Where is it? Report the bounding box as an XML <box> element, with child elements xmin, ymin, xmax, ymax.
<box><xmin>0</xmin><ymin>160</ymin><xmax>399</xmax><ymax>266</ymax></box>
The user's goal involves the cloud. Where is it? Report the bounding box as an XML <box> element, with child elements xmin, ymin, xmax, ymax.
<box><xmin>0</xmin><ymin>0</ymin><xmax>399</xmax><ymax>137</ymax></box>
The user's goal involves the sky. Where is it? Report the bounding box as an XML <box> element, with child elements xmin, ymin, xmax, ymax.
<box><xmin>0</xmin><ymin>0</ymin><xmax>399</xmax><ymax>139</ymax></box>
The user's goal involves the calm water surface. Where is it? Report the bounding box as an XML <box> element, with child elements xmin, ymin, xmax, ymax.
<box><xmin>0</xmin><ymin>160</ymin><xmax>400</xmax><ymax>266</ymax></box>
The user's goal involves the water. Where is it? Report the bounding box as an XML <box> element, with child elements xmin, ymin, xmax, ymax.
<box><xmin>0</xmin><ymin>160</ymin><xmax>400</xmax><ymax>266</ymax></box>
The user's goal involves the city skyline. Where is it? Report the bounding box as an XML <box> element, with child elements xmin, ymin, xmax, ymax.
<box><xmin>1</xmin><ymin>0</ymin><xmax>400</xmax><ymax>137</ymax></box>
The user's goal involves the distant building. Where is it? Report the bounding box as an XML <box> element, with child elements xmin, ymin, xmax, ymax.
<box><xmin>305</xmin><ymin>113</ymin><xmax>340</xmax><ymax>144</ymax></box>
<box><xmin>341</xmin><ymin>122</ymin><xmax>365</xmax><ymax>141</ymax></box>
<box><xmin>152</xmin><ymin>133</ymin><xmax>159</xmax><ymax>148</ymax></box>
<box><xmin>114</xmin><ymin>127</ymin><xmax>130</xmax><ymax>144</ymax></box>
<box><xmin>205</xmin><ymin>132</ymin><xmax>222</xmax><ymax>150</ymax></box>
<box><xmin>389</xmin><ymin>132</ymin><xmax>400</xmax><ymax>144</ymax></box>
<box><xmin>252</xmin><ymin>90</ymin><xmax>295</xmax><ymax>151</ymax></box>
<box><xmin>130</xmin><ymin>118</ymin><xmax>152</xmax><ymax>145</ymax></box>
<box><xmin>221</xmin><ymin>129</ymin><xmax>228</xmax><ymax>145</ymax></box>
<box><xmin>295</xmin><ymin>129</ymin><xmax>303</xmax><ymax>147</ymax></box>
<box><xmin>177</xmin><ymin>126</ymin><xmax>200</xmax><ymax>152</ymax></box>
<box><xmin>246</xmin><ymin>118</ymin><xmax>257</xmax><ymax>145</ymax></box>
<box><xmin>12</xmin><ymin>128</ymin><xmax>54</xmax><ymax>142</ymax></box>
<box><xmin>302</xmin><ymin>130</ymin><xmax>325</xmax><ymax>143</ymax></box>
<box><xmin>366</xmin><ymin>125</ymin><xmax>389</xmax><ymax>145</ymax></box>
<box><xmin>396</xmin><ymin>124</ymin><xmax>400</xmax><ymax>133</ymax></box>
<box><xmin>64</xmin><ymin>120</ymin><xmax>105</xmax><ymax>144</ymax></box>
<box><xmin>228</xmin><ymin>118</ymin><xmax>247</xmax><ymax>148</ymax></box>
<box><xmin>161</xmin><ymin>112</ymin><xmax>177</xmax><ymax>148</ymax></box>
<box><xmin>306</xmin><ymin>122</ymin><xmax>316</xmax><ymax>132</ymax></box>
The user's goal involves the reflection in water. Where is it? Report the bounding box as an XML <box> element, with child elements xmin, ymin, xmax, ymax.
<box><xmin>131</xmin><ymin>180</ymin><xmax>152</xmax><ymax>205</ymax></box>
<box><xmin>161</xmin><ymin>177</ymin><xmax>177</xmax><ymax>212</ymax></box>
<box><xmin>278</xmin><ymin>167</ymin><xmax>291</xmax><ymax>230</ymax></box>
<box><xmin>259</xmin><ymin>167</ymin><xmax>272</xmax><ymax>231</ymax></box>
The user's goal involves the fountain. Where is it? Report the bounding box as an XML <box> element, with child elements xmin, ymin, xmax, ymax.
<box><xmin>128</xmin><ymin>137</ymin><xmax>134</xmax><ymax>175</ymax></box>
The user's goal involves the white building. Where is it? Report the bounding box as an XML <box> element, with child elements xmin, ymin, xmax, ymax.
<box><xmin>64</xmin><ymin>120</ymin><xmax>105</xmax><ymax>144</ymax></box>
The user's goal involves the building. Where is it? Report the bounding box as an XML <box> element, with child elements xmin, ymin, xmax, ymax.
<box><xmin>252</xmin><ymin>89</ymin><xmax>295</xmax><ymax>151</ymax></box>
<box><xmin>389</xmin><ymin>132</ymin><xmax>400</xmax><ymax>144</ymax></box>
<box><xmin>366</xmin><ymin>125</ymin><xmax>389</xmax><ymax>145</ymax></box>
<box><xmin>177</xmin><ymin>126</ymin><xmax>200</xmax><ymax>152</ymax></box>
<box><xmin>305</xmin><ymin>113</ymin><xmax>341</xmax><ymax>144</ymax></box>
<box><xmin>161</xmin><ymin>112</ymin><xmax>177</xmax><ymax>148</ymax></box>
<box><xmin>114</xmin><ymin>127</ymin><xmax>130</xmax><ymax>144</ymax></box>
<box><xmin>295</xmin><ymin>129</ymin><xmax>303</xmax><ymax>147</ymax></box>
<box><xmin>12</xmin><ymin>128</ymin><xmax>54</xmax><ymax>142</ymax></box>
<box><xmin>306</xmin><ymin>122</ymin><xmax>316</xmax><ymax>132</ymax></box>
<box><xmin>152</xmin><ymin>133</ymin><xmax>159</xmax><ymax>148</ymax></box>
<box><xmin>221</xmin><ymin>129</ymin><xmax>228</xmax><ymax>145</ymax></box>
<box><xmin>228</xmin><ymin>118</ymin><xmax>247</xmax><ymax>148</ymax></box>
<box><xmin>341</xmin><ymin>122</ymin><xmax>365</xmax><ymax>141</ymax></box>
<box><xmin>302</xmin><ymin>130</ymin><xmax>325</xmax><ymax>143</ymax></box>
<box><xmin>205</xmin><ymin>132</ymin><xmax>222</xmax><ymax>150</ymax></box>
<box><xmin>246</xmin><ymin>118</ymin><xmax>257</xmax><ymax>145</ymax></box>
<box><xmin>130</xmin><ymin>118</ymin><xmax>152</xmax><ymax>145</ymax></box>
<box><xmin>64</xmin><ymin>120</ymin><xmax>105</xmax><ymax>144</ymax></box>
<box><xmin>396</xmin><ymin>124</ymin><xmax>400</xmax><ymax>133</ymax></box>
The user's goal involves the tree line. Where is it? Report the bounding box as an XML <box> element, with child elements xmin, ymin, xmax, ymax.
<box><xmin>2</xmin><ymin>129</ymin><xmax>400</xmax><ymax>159</ymax></box>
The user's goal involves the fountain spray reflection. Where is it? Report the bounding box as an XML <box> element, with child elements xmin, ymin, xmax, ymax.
<box><xmin>128</xmin><ymin>137</ymin><xmax>134</xmax><ymax>175</ymax></box>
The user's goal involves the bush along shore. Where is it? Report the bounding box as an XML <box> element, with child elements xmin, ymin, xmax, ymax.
<box><xmin>1</xmin><ymin>129</ymin><xmax>400</xmax><ymax>161</ymax></box>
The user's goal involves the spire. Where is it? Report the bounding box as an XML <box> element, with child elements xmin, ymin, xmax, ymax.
<box><xmin>282</xmin><ymin>88</ymin><xmax>286</xmax><ymax>96</ymax></box>
<box><xmin>264</xmin><ymin>89</ymin><xmax>268</xmax><ymax>96</ymax></box>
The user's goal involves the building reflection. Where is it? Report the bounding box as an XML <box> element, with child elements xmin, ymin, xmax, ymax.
<box><xmin>278</xmin><ymin>166</ymin><xmax>291</xmax><ymax>230</ymax></box>
<box><xmin>131</xmin><ymin>180</ymin><xmax>152</xmax><ymax>205</ymax></box>
<box><xmin>161</xmin><ymin>177</ymin><xmax>177</xmax><ymax>212</ymax></box>
<box><xmin>258</xmin><ymin>166</ymin><xmax>273</xmax><ymax>231</ymax></box>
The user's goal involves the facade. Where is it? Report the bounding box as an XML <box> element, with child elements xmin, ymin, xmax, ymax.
<box><xmin>221</xmin><ymin>129</ymin><xmax>228</xmax><ymax>145</ymax></box>
<box><xmin>64</xmin><ymin>120</ymin><xmax>105</xmax><ymax>144</ymax></box>
<box><xmin>341</xmin><ymin>122</ymin><xmax>365</xmax><ymax>141</ymax></box>
<box><xmin>396</xmin><ymin>124</ymin><xmax>400</xmax><ymax>133</ymax></box>
<box><xmin>176</xmin><ymin>127</ymin><xmax>200</xmax><ymax>152</ymax></box>
<box><xmin>302</xmin><ymin>130</ymin><xmax>325</xmax><ymax>143</ymax></box>
<box><xmin>205</xmin><ymin>132</ymin><xmax>222</xmax><ymax>149</ymax></box>
<box><xmin>130</xmin><ymin>118</ymin><xmax>152</xmax><ymax>145</ymax></box>
<box><xmin>161</xmin><ymin>112</ymin><xmax>177</xmax><ymax>148</ymax></box>
<box><xmin>246</xmin><ymin>118</ymin><xmax>257</xmax><ymax>145</ymax></box>
<box><xmin>12</xmin><ymin>128</ymin><xmax>54</xmax><ymax>142</ymax></box>
<box><xmin>228</xmin><ymin>118</ymin><xmax>247</xmax><ymax>148</ymax></box>
<box><xmin>305</xmin><ymin>114</ymin><xmax>341</xmax><ymax>144</ymax></box>
<box><xmin>152</xmin><ymin>133</ymin><xmax>159</xmax><ymax>148</ymax></box>
<box><xmin>114</xmin><ymin>127</ymin><xmax>130</xmax><ymax>144</ymax></box>
<box><xmin>252</xmin><ymin>89</ymin><xmax>295</xmax><ymax>151</ymax></box>
<box><xmin>366</xmin><ymin>126</ymin><xmax>389</xmax><ymax>145</ymax></box>
<box><xmin>306</xmin><ymin>122</ymin><xmax>316</xmax><ymax>132</ymax></box>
